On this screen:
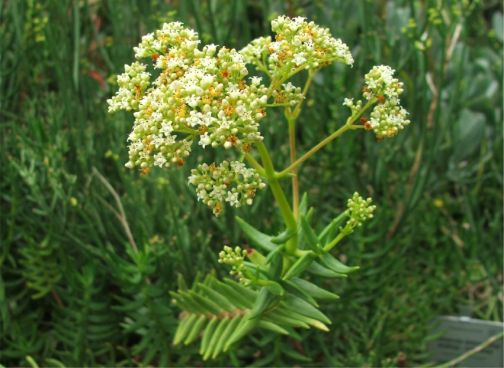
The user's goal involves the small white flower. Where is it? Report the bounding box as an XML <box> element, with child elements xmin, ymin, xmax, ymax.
<box><xmin>293</xmin><ymin>53</ymin><xmax>307</xmax><ymax>66</ymax></box>
<box><xmin>185</xmin><ymin>96</ymin><xmax>200</xmax><ymax>108</ymax></box>
<box><xmin>343</xmin><ymin>98</ymin><xmax>353</xmax><ymax>107</ymax></box>
<box><xmin>250</xmin><ymin>76</ymin><xmax>262</xmax><ymax>85</ymax></box>
<box><xmin>199</xmin><ymin>133</ymin><xmax>211</xmax><ymax>148</ymax></box>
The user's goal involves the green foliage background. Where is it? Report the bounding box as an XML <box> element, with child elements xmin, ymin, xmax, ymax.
<box><xmin>1</xmin><ymin>0</ymin><xmax>502</xmax><ymax>366</ymax></box>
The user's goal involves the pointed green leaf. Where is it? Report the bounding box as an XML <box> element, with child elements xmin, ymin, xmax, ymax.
<box><xmin>283</xmin><ymin>296</ymin><xmax>331</xmax><ymax>325</ymax></box>
<box><xmin>318</xmin><ymin>212</ymin><xmax>347</xmax><ymax>244</ymax></box>
<box><xmin>212</xmin><ymin>280</ymin><xmax>252</xmax><ymax>309</ymax></box>
<box><xmin>170</xmin><ymin>291</ymin><xmax>196</xmax><ymax>312</ymax></box>
<box><xmin>198</xmin><ymin>284</ymin><xmax>235</xmax><ymax>311</ymax></box>
<box><xmin>203</xmin><ymin>317</ymin><xmax>231</xmax><ymax>360</ymax></box>
<box><xmin>320</xmin><ymin>253</ymin><xmax>359</xmax><ymax>274</ymax></box>
<box><xmin>224</xmin><ymin>312</ymin><xmax>256</xmax><ymax>351</ymax></box>
<box><xmin>306</xmin><ymin>207</ymin><xmax>314</xmax><ymax>222</ymax></box>
<box><xmin>266</xmin><ymin>243</ymin><xmax>284</xmax><ymax>263</ymax></box>
<box><xmin>247</xmin><ymin>249</ymin><xmax>267</xmax><ymax>266</ymax></box>
<box><xmin>184</xmin><ymin>315</ymin><xmax>207</xmax><ymax>345</ymax></box>
<box><xmin>291</xmin><ymin>278</ymin><xmax>340</xmax><ymax>300</ymax></box>
<box><xmin>300</xmin><ymin>215</ymin><xmax>321</xmax><ymax>253</ymax></box>
<box><xmin>304</xmin><ymin>318</ymin><xmax>330</xmax><ymax>332</ymax></box>
<box><xmin>223</xmin><ymin>278</ymin><xmax>257</xmax><ymax>300</ymax></box>
<box><xmin>307</xmin><ymin>261</ymin><xmax>347</xmax><ymax>278</ymax></box>
<box><xmin>203</xmin><ymin>272</ymin><xmax>216</xmax><ymax>285</ymax></box>
<box><xmin>299</xmin><ymin>193</ymin><xmax>309</xmax><ymax>216</ymax></box>
<box><xmin>276</xmin><ymin>307</ymin><xmax>330</xmax><ymax>331</ymax></box>
<box><xmin>282</xmin><ymin>252</ymin><xmax>316</xmax><ymax>280</ymax></box>
<box><xmin>236</xmin><ymin>216</ymin><xmax>276</xmax><ymax>251</ymax></box>
<box><xmin>282</xmin><ymin>280</ymin><xmax>318</xmax><ymax>307</ymax></box>
<box><xmin>267</xmin><ymin>246</ymin><xmax>284</xmax><ymax>278</ymax></box>
<box><xmin>262</xmin><ymin>281</ymin><xmax>284</xmax><ymax>296</ymax></box>
<box><xmin>200</xmin><ymin>317</ymin><xmax>218</xmax><ymax>355</ymax></box>
<box><xmin>271</xmin><ymin>228</ymin><xmax>297</xmax><ymax>244</ymax></box>
<box><xmin>174</xmin><ymin>314</ymin><xmax>197</xmax><ymax>345</ymax></box>
<box><xmin>186</xmin><ymin>290</ymin><xmax>222</xmax><ymax>314</ymax></box>
<box><xmin>249</xmin><ymin>288</ymin><xmax>274</xmax><ymax>319</ymax></box>
<box><xmin>177</xmin><ymin>273</ymin><xmax>188</xmax><ymax>291</ymax></box>
<box><xmin>258</xmin><ymin>320</ymin><xmax>289</xmax><ymax>335</ymax></box>
<box><xmin>212</xmin><ymin>315</ymin><xmax>242</xmax><ymax>359</ymax></box>
<box><xmin>270</xmin><ymin>309</ymin><xmax>310</xmax><ymax>329</ymax></box>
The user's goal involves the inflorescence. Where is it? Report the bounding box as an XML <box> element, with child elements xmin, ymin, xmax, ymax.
<box><xmin>341</xmin><ymin>192</ymin><xmax>376</xmax><ymax>235</ymax></box>
<box><xmin>108</xmin><ymin>22</ymin><xmax>269</xmax><ymax>171</ymax></box>
<box><xmin>345</xmin><ymin>65</ymin><xmax>410</xmax><ymax>139</ymax></box>
<box><xmin>108</xmin><ymin>17</ymin><xmax>410</xmax><ymax>216</ymax></box>
<box><xmin>241</xmin><ymin>16</ymin><xmax>353</xmax><ymax>77</ymax></box>
<box><xmin>218</xmin><ymin>245</ymin><xmax>249</xmax><ymax>285</ymax></box>
<box><xmin>188</xmin><ymin>161</ymin><xmax>266</xmax><ymax>216</ymax></box>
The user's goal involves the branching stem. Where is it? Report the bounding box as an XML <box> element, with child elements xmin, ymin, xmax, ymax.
<box><xmin>279</xmin><ymin>99</ymin><xmax>375</xmax><ymax>177</ymax></box>
<box><xmin>244</xmin><ymin>152</ymin><xmax>265</xmax><ymax>177</ymax></box>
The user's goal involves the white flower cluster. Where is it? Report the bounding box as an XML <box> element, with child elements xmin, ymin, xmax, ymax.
<box><xmin>343</xmin><ymin>192</ymin><xmax>376</xmax><ymax>233</ymax></box>
<box><xmin>363</xmin><ymin>65</ymin><xmax>404</xmax><ymax>100</ymax></box>
<box><xmin>188</xmin><ymin>161</ymin><xmax>266</xmax><ymax>216</ymax></box>
<box><xmin>368</xmin><ymin>101</ymin><xmax>410</xmax><ymax>139</ymax></box>
<box><xmin>107</xmin><ymin>62</ymin><xmax>150</xmax><ymax>112</ymax></box>
<box><xmin>133</xmin><ymin>22</ymin><xmax>199</xmax><ymax>59</ymax></box>
<box><xmin>107</xmin><ymin>22</ymin><xmax>269</xmax><ymax>170</ymax></box>
<box><xmin>342</xmin><ymin>98</ymin><xmax>363</xmax><ymax>115</ymax></box>
<box><xmin>272</xmin><ymin>82</ymin><xmax>303</xmax><ymax>107</ymax></box>
<box><xmin>240</xmin><ymin>15</ymin><xmax>353</xmax><ymax>78</ymax></box>
<box><xmin>363</xmin><ymin>65</ymin><xmax>410</xmax><ymax>139</ymax></box>
<box><xmin>218</xmin><ymin>245</ymin><xmax>249</xmax><ymax>285</ymax></box>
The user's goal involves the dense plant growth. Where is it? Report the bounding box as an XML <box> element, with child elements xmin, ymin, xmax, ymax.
<box><xmin>1</xmin><ymin>0</ymin><xmax>502</xmax><ymax>366</ymax></box>
<box><xmin>106</xmin><ymin>15</ymin><xmax>412</xmax><ymax>359</ymax></box>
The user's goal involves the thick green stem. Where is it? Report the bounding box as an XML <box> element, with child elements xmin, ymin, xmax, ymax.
<box><xmin>286</xmin><ymin>69</ymin><xmax>316</xmax><ymax>220</ymax></box>
<box><xmin>256</xmin><ymin>142</ymin><xmax>297</xmax><ymax>254</ymax></box>
<box><xmin>288</xmin><ymin>117</ymin><xmax>299</xmax><ymax>220</ymax></box>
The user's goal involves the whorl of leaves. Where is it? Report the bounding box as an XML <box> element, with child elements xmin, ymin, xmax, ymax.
<box><xmin>171</xmin><ymin>273</ymin><xmax>339</xmax><ymax>360</ymax></box>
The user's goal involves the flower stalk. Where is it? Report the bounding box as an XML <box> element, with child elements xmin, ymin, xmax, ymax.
<box><xmin>278</xmin><ymin>98</ymin><xmax>376</xmax><ymax>177</ymax></box>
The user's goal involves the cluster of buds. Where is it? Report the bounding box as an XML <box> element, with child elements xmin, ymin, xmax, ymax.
<box><xmin>188</xmin><ymin>161</ymin><xmax>266</xmax><ymax>216</ymax></box>
<box><xmin>218</xmin><ymin>246</ymin><xmax>250</xmax><ymax>285</ymax></box>
<box><xmin>133</xmin><ymin>22</ymin><xmax>200</xmax><ymax>60</ymax></box>
<box><xmin>363</xmin><ymin>65</ymin><xmax>404</xmax><ymax>101</ymax></box>
<box><xmin>342</xmin><ymin>98</ymin><xmax>363</xmax><ymax>115</ymax></box>
<box><xmin>107</xmin><ymin>62</ymin><xmax>150</xmax><ymax>112</ymax></box>
<box><xmin>368</xmin><ymin>101</ymin><xmax>410</xmax><ymax>139</ymax></box>
<box><xmin>107</xmin><ymin>21</ymin><xmax>269</xmax><ymax>170</ymax></box>
<box><xmin>341</xmin><ymin>192</ymin><xmax>376</xmax><ymax>235</ymax></box>
<box><xmin>271</xmin><ymin>82</ymin><xmax>304</xmax><ymax>107</ymax></box>
<box><xmin>363</xmin><ymin>65</ymin><xmax>410</xmax><ymax>139</ymax></box>
<box><xmin>240</xmin><ymin>15</ymin><xmax>353</xmax><ymax>78</ymax></box>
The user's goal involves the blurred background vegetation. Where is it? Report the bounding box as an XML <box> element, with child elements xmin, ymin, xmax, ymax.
<box><xmin>1</xmin><ymin>0</ymin><xmax>502</xmax><ymax>366</ymax></box>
